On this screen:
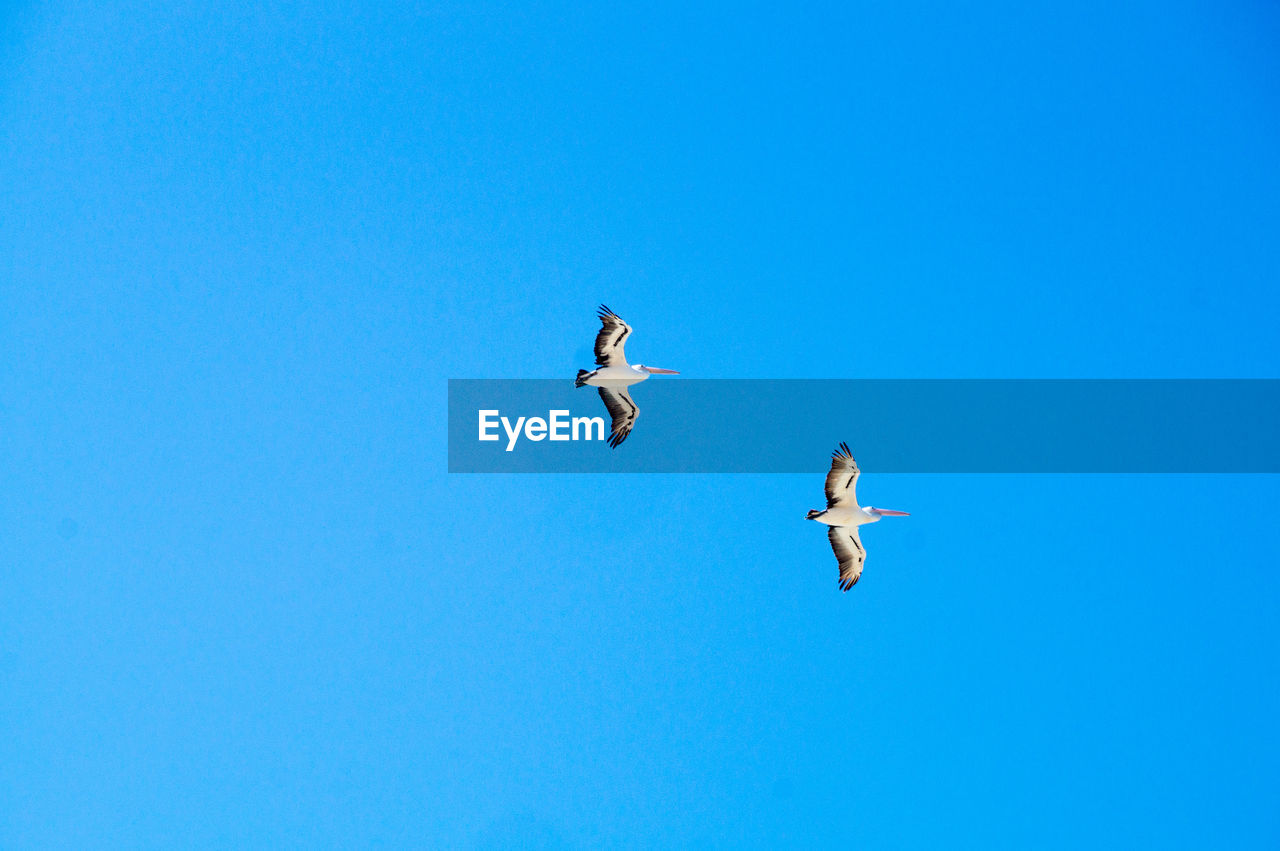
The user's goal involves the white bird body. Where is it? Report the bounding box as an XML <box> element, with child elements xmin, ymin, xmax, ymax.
<box><xmin>809</xmin><ymin>505</ymin><xmax>883</xmax><ymax>528</ymax></box>
<box><xmin>807</xmin><ymin>442</ymin><xmax>909</xmax><ymax>592</ymax></box>
<box><xmin>575</xmin><ymin>305</ymin><xmax>678</xmax><ymax>447</ymax></box>
<box><xmin>580</xmin><ymin>364</ymin><xmax>654</xmax><ymax>387</ymax></box>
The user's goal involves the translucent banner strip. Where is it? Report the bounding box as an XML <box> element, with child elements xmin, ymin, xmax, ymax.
<box><xmin>448</xmin><ymin>379</ymin><xmax>1280</xmax><ymax>473</ymax></box>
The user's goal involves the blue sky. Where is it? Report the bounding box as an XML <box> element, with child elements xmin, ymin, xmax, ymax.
<box><xmin>3</xmin><ymin>1</ymin><xmax>1279</xmax><ymax>847</ymax></box>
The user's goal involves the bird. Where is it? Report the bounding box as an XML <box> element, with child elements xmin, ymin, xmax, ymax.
<box><xmin>574</xmin><ymin>305</ymin><xmax>679</xmax><ymax>447</ymax></box>
<box><xmin>806</xmin><ymin>442</ymin><xmax>909</xmax><ymax>592</ymax></box>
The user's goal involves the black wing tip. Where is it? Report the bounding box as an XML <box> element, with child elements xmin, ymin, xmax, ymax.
<box><xmin>832</xmin><ymin>441</ymin><xmax>853</xmax><ymax>460</ymax></box>
<box><xmin>597</xmin><ymin>304</ymin><xmax>620</xmax><ymax>321</ymax></box>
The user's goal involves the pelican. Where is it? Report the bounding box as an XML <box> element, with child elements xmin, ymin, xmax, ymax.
<box><xmin>574</xmin><ymin>305</ymin><xmax>678</xmax><ymax>447</ymax></box>
<box><xmin>806</xmin><ymin>442</ymin><xmax>909</xmax><ymax>592</ymax></box>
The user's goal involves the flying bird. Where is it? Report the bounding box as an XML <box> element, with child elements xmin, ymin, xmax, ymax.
<box><xmin>806</xmin><ymin>442</ymin><xmax>909</xmax><ymax>592</ymax></box>
<box><xmin>575</xmin><ymin>305</ymin><xmax>679</xmax><ymax>447</ymax></box>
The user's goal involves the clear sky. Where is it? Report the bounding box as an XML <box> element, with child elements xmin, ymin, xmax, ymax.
<box><xmin>3</xmin><ymin>1</ymin><xmax>1279</xmax><ymax>847</ymax></box>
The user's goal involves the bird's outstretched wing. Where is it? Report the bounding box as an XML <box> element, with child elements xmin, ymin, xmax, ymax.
<box><xmin>597</xmin><ymin>386</ymin><xmax>639</xmax><ymax>448</ymax></box>
<box><xmin>828</xmin><ymin>526</ymin><xmax>866</xmax><ymax>592</ymax></box>
<box><xmin>594</xmin><ymin>304</ymin><xmax>633</xmax><ymax>367</ymax></box>
<box><xmin>824</xmin><ymin>442</ymin><xmax>861</xmax><ymax>509</ymax></box>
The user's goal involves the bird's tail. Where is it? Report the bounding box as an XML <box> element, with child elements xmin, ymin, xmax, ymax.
<box><xmin>806</xmin><ymin>509</ymin><xmax>824</xmax><ymax>520</ymax></box>
<box><xmin>575</xmin><ymin>369</ymin><xmax>591</xmax><ymax>388</ymax></box>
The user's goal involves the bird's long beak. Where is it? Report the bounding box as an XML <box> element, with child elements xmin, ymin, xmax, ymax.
<box><xmin>643</xmin><ymin>367</ymin><xmax>679</xmax><ymax>374</ymax></box>
<box><xmin>877</xmin><ymin>509</ymin><xmax>910</xmax><ymax>516</ymax></box>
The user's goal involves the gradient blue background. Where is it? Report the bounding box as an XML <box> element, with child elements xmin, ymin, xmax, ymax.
<box><xmin>3</xmin><ymin>1</ymin><xmax>1279</xmax><ymax>847</ymax></box>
